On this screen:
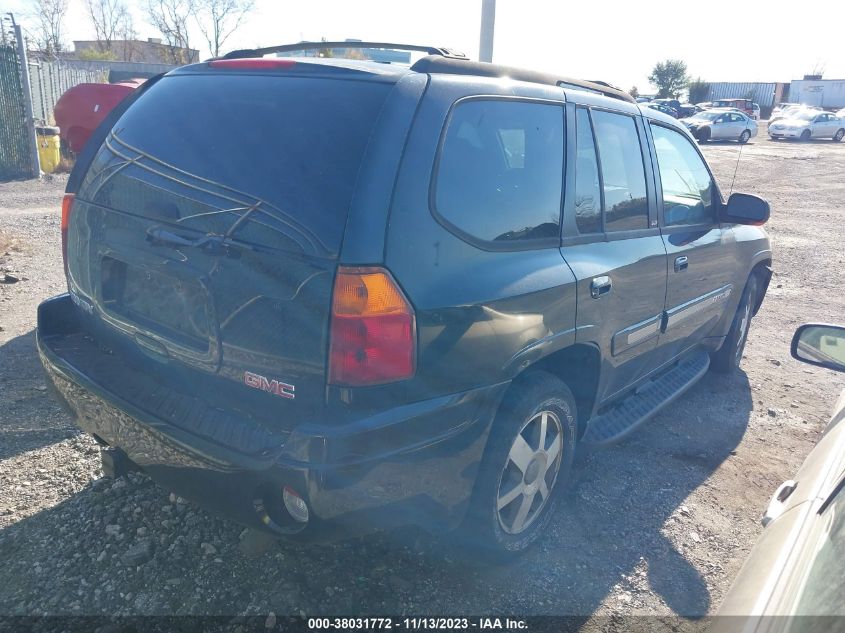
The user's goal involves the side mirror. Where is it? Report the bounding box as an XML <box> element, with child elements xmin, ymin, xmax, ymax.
<box><xmin>721</xmin><ymin>193</ymin><xmax>770</xmax><ymax>225</ymax></box>
<box><xmin>791</xmin><ymin>324</ymin><xmax>845</xmax><ymax>372</ymax></box>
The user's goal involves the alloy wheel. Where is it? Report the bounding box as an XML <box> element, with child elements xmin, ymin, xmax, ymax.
<box><xmin>735</xmin><ymin>295</ymin><xmax>752</xmax><ymax>364</ymax></box>
<box><xmin>496</xmin><ymin>410</ymin><xmax>564</xmax><ymax>535</ymax></box>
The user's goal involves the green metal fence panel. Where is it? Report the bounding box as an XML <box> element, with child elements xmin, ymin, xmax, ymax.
<box><xmin>0</xmin><ymin>45</ymin><xmax>32</xmax><ymax>181</ymax></box>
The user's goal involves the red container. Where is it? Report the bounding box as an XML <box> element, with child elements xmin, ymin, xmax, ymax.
<box><xmin>53</xmin><ymin>80</ymin><xmax>143</xmax><ymax>154</ymax></box>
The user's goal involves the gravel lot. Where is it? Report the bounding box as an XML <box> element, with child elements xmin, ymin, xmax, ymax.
<box><xmin>1</xmin><ymin>135</ymin><xmax>844</xmax><ymax>626</ymax></box>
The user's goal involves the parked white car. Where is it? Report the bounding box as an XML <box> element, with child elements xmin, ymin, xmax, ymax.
<box><xmin>768</xmin><ymin>105</ymin><xmax>822</xmax><ymax>127</ymax></box>
<box><xmin>769</xmin><ymin>111</ymin><xmax>845</xmax><ymax>141</ymax></box>
<box><xmin>680</xmin><ymin>109</ymin><xmax>758</xmax><ymax>143</ymax></box>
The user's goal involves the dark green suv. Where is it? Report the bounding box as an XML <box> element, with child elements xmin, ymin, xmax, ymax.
<box><xmin>37</xmin><ymin>42</ymin><xmax>773</xmax><ymax>554</ymax></box>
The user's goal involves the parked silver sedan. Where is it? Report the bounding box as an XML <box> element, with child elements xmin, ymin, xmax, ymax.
<box><xmin>769</xmin><ymin>110</ymin><xmax>845</xmax><ymax>141</ymax></box>
<box><xmin>716</xmin><ymin>324</ymin><xmax>845</xmax><ymax>626</ymax></box>
<box><xmin>680</xmin><ymin>109</ymin><xmax>758</xmax><ymax>143</ymax></box>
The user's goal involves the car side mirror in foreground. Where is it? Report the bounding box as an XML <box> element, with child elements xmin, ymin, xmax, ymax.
<box><xmin>791</xmin><ymin>324</ymin><xmax>845</xmax><ymax>373</ymax></box>
<box><xmin>721</xmin><ymin>193</ymin><xmax>770</xmax><ymax>225</ymax></box>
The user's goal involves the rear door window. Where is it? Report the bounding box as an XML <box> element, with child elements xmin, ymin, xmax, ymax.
<box><xmin>434</xmin><ymin>99</ymin><xmax>564</xmax><ymax>245</ymax></box>
<box><xmin>80</xmin><ymin>74</ymin><xmax>392</xmax><ymax>257</ymax></box>
<box><xmin>573</xmin><ymin>107</ymin><xmax>602</xmax><ymax>234</ymax></box>
<box><xmin>590</xmin><ymin>110</ymin><xmax>649</xmax><ymax>232</ymax></box>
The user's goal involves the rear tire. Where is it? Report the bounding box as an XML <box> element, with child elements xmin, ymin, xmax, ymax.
<box><xmin>739</xmin><ymin>130</ymin><xmax>751</xmax><ymax>144</ymax></box>
<box><xmin>463</xmin><ymin>372</ymin><xmax>577</xmax><ymax>557</ymax></box>
<box><xmin>697</xmin><ymin>127</ymin><xmax>711</xmax><ymax>143</ymax></box>
<box><xmin>800</xmin><ymin>129</ymin><xmax>811</xmax><ymax>141</ymax></box>
<box><xmin>711</xmin><ymin>275</ymin><xmax>759</xmax><ymax>374</ymax></box>
<box><xmin>833</xmin><ymin>129</ymin><xmax>844</xmax><ymax>142</ymax></box>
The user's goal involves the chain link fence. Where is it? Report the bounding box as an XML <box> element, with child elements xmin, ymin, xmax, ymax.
<box><xmin>28</xmin><ymin>59</ymin><xmax>108</xmax><ymax>125</ymax></box>
<box><xmin>0</xmin><ymin>44</ymin><xmax>33</xmax><ymax>181</ymax></box>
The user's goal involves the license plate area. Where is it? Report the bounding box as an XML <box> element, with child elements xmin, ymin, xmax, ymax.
<box><xmin>100</xmin><ymin>256</ymin><xmax>214</xmax><ymax>356</ymax></box>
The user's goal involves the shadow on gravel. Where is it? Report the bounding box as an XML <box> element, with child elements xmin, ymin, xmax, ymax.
<box><xmin>0</xmin><ymin>329</ymin><xmax>78</xmax><ymax>461</ymax></box>
<box><xmin>0</xmin><ymin>367</ymin><xmax>752</xmax><ymax>619</ymax></box>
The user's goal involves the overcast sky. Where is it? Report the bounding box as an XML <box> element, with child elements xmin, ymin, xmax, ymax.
<box><xmin>4</xmin><ymin>0</ymin><xmax>843</xmax><ymax>91</ymax></box>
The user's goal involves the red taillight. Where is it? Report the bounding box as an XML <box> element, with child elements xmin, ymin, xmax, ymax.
<box><xmin>61</xmin><ymin>193</ymin><xmax>74</xmax><ymax>283</ymax></box>
<box><xmin>208</xmin><ymin>58</ymin><xmax>296</xmax><ymax>69</ymax></box>
<box><xmin>328</xmin><ymin>267</ymin><xmax>416</xmax><ymax>386</ymax></box>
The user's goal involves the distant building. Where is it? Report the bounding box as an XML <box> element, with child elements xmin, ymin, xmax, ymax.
<box><xmin>71</xmin><ymin>38</ymin><xmax>199</xmax><ymax>65</ymax></box>
<box><xmin>705</xmin><ymin>82</ymin><xmax>788</xmax><ymax>109</ymax></box>
<box><xmin>789</xmin><ymin>78</ymin><xmax>845</xmax><ymax>109</ymax></box>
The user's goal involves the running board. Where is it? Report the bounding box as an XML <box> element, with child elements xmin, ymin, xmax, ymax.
<box><xmin>580</xmin><ymin>350</ymin><xmax>710</xmax><ymax>448</ymax></box>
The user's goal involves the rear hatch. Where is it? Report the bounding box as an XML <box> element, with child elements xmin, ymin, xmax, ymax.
<box><xmin>66</xmin><ymin>68</ymin><xmax>393</xmax><ymax>435</ymax></box>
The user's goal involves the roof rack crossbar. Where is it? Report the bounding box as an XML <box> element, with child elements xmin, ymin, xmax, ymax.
<box><xmin>221</xmin><ymin>41</ymin><xmax>468</xmax><ymax>61</ymax></box>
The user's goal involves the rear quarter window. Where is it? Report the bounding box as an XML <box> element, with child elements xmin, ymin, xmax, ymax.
<box><xmin>433</xmin><ymin>99</ymin><xmax>564</xmax><ymax>247</ymax></box>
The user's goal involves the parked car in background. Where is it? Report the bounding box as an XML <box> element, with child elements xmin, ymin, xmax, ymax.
<box><xmin>652</xmin><ymin>98</ymin><xmax>695</xmax><ymax>117</ymax></box>
<box><xmin>837</xmin><ymin>107</ymin><xmax>845</xmax><ymax>118</ymax></box>
<box><xmin>644</xmin><ymin>101</ymin><xmax>680</xmax><ymax>118</ymax></box>
<box><xmin>770</xmin><ymin>102</ymin><xmax>801</xmax><ymax>119</ymax></box>
<box><xmin>717</xmin><ymin>324</ymin><xmax>845</xmax><ymax>625</ymax></box>
<box><xmin>769</xmin><ymin>110</ymin><xmax>845</xmax><ymax>141</ymax></box>
<box><xmin>768</xmin><ymin>104</ymin><xmax>822</xmax><ymax>127</ymax></box>
<box><xmin>712</xmin><ymin>98</ymin><xmax>755</xmax><ymax>117</ymax></box>
<box><xmin>695</xmin><ymin>101</ymin><xmax>713</xmax><ymax>111</ymax></box>
<box><xmin>750</xmin><ymin>103</ymin><xmax>761</xmax><ymax>120</ymax></box>
<box><xmin>681</xmin><ymin>109</ymin><xmax>758</xmax><ymax>143</ymax></box>
<box><xmin>53</xmin><ymin>81</ymin><xmax>144</xmax><ymax>154</ymax></box>
<box><xmin>37</xmin><ymin>41</ymin><xmax>773</xmax><ymax>555</ymax></box>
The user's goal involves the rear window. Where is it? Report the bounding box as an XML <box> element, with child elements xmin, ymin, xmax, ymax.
<box><xmin>80</xmin><ymin>74</ymin><xmax>392</xmax><ymax>257</ymax></box>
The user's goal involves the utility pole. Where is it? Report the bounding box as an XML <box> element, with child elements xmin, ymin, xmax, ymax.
<box><xmin>13</xmin><ymin>23</ymin><xmax>41</xmax><ymax>179</ymax></box>
<box><xmin>479</xmin><ymin>0</ymin><xmax>496</xmax><ymax>63</ymax></box>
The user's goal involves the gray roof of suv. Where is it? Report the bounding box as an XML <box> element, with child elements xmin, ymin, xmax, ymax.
<box><xmin>179</xmin><ymin>52</ymin><xmax>634</xmax><ymax>103</ymax></box>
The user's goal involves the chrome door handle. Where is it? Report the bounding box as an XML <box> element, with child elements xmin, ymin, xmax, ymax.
<box><xmin>762</xmin><ymin>480</ymin><xmax>797</xmax><ymax>527</ymax></box>
<box><xmin>590</xmin><ymin>276</ymin><xmax>612</xmax><ymax>299</ymax></box>
<box><xmin>674</xmin><ymin>256</ymin><xmax>689</xmax><ymax>273</ymax></box>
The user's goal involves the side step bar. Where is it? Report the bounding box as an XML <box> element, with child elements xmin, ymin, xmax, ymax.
<box><xmin>581</xmin><ymin>350</ymin><xmax>710</xmax><ymax>448</ymax></box>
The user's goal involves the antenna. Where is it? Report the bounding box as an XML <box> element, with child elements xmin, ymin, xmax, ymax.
<box><xmin>728</xmin><ymin>140</ymin><xmax>744</xmax><ymax>198</ymax></box>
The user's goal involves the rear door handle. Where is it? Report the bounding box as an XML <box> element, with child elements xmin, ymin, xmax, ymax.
<box><xmin>674</xmin><ymin>256</ymin><xmax>689</xmax><ymax>273</ymax></box>
<box><xmin>590</xmin><ymin>276</ymin><xmax>612</xmax><ymax>299</ymax></box>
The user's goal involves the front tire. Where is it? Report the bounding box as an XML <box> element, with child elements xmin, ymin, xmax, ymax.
<box><xmin>464</xmin><ymin>372</ymin><xmax>577</xmax><ymax>556</ymax></box>
<box><xmin>697</xmin><ymin>127</ymin><xmax>711</xmax><ymax>143</ymax></box>
<box><xmin>711</xmin><ymin>275</ymin><xmax>759</xmax><ymax>374</ymax></box>
<box><xmin>800</xmin><ymin>129</ymin><xmax>811</xmax><ymax>141</ymax></box>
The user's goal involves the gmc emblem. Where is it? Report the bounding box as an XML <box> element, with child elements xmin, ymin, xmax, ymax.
<box><xmin>243</xmin><ymin>371</ymin><xmax>295</xmax><ymax>400</ymax></box>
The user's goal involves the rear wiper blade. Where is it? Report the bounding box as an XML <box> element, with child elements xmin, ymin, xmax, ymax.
<box><xmin>146</xmin><ymin>227</ymin><xmax>255</xmax><ymax>255</ymax></box>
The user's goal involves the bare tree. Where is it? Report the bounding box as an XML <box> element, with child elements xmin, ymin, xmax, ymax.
<box><xmin>116</xmin><ymin>11</ymin><xmax>138</xmax><ymax>61</ymax></box>
<box><xmin>194</xmin><ymin>0</ymin><xmax>254</xmax><ymax>58</ymax></box>
<box><xmin>28</xmin><ymin>0</ymin><xmax>69</xmax><ymax>56</ymax></box>
<box><xmin>85</xmin><ymin>0</ymin><xmax>129</xmax><ymax>53</ymax></box>
<box><xmin>145</xmin><ymin>0</ymin><xmax>194</xmax><ymax>63</ymax></box>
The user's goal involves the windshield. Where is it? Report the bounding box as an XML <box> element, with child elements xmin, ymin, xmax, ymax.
<box><xmin>693</xmin><ymin>111</ymin><xmax>722</xmax><ymax>120</ymax></box>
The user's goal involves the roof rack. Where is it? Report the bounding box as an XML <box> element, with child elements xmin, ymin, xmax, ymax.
<box><xmin>409</xmin><ymin>56</ymin><xmax>635</xmax><ymax>103</ymax></box>
<box><xmin>221</xmin><ymin>41</ymin><xmax>468</xmax><ymax>61</ymax></box>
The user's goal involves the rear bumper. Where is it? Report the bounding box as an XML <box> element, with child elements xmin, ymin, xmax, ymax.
<box><xmin>38</xmin><ymin>294</ymin><xmax>507</xmax><ymax>539</ymax></box>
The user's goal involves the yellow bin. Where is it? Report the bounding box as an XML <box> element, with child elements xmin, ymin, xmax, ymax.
<box><xmin>36</xmin><ymin>126</ymin><xmax>61</xmax><ymax>174</ymax></box>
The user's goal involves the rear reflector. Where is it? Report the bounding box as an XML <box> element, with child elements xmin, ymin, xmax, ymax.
<box><xmin>208</xmin><ymin>58</ymin><xmax>296</xmax><ymax>70</ymax></box>
<box><xmin>61</xmin><ymin>193</ymin><xmax>74</xmax><ymax>285</ymax></box>
<box><xmin>329</xmin><ymin>267</ymin><xmax>416</xmax><ymax>386</ymax></box>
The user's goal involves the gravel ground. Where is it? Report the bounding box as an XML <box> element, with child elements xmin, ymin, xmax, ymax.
<box><xmin>0</xmin><ymin>136</ymin><xmax>844</xmax><ymax>626</ymax></box>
